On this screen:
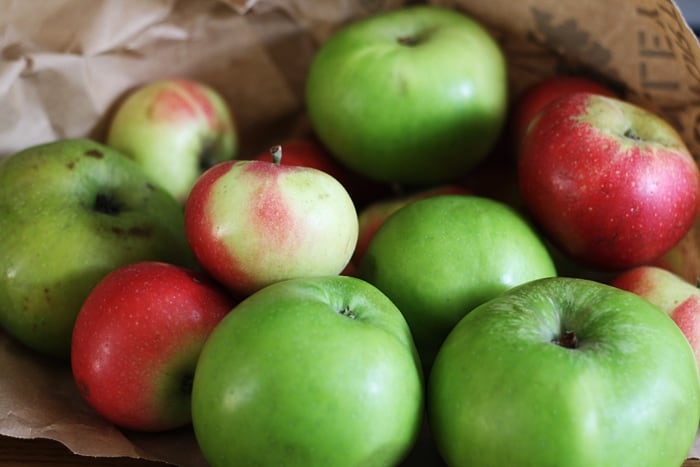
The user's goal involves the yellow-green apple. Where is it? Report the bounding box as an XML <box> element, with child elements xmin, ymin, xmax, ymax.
<box><xmin>305</xmin><ymin>5</ymin><xmax>508</xmax><ymax>185</ymax></box>
<box><xmin>352</xmin><ymin>184</ymin><xmax>472</xmax><ymax>268</ymax></box>
<box><xmin>184</xmin><ymin>146</ymin><xmax>359</xmax><ymax>297</ymax></box>
<box><xmin>358</xmin><ymin>194</ymin><xmax>557</xmax><ymax>368</ymax></box>
<box><xmin>71</xmin><ymin>261</ymin><xmax>235</xmax><ymax>432</ymax></box>
<box><xmin>106</xmin><ymin>78</ymin><xmax>237</xmax><ymax>203</ymax></box>
<box><xmin>191</xmin><ymin>275</ymin><xmax>424</xmax><ymax>467</ymax></box>
<box><xmin>611</xmin><ymin>265</ymin><xmax>700</xmax><ymax>369</ymax></box>
<box><xmin>510</xmin><ymin>75</ymin><xmax>616</xmax><ymax>148</ymax></box>
<box><xmin>251</xmin><ymin>137</ymin><xmax>392</xmax><ymax>209</ymax></box>
<box><xmin>518</xmin><ymin>92</ymin><xmax>700</xmax><ymax>270</ymax></box>
<box><xmin>429</xmin><ymin>277</ymin><xmax>700</xmax><ymax>467</ymax></box>
<box><xmin>0</xmin><ymin>139</ymin><xmax>195</xmax><ymax>360</ymax></box>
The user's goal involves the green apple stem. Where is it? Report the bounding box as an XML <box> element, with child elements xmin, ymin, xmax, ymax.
<box><xmin>553</xmin><ymin>329</ymin><xmax>579</xmax><ymax>349</ymax></box>
<box><xmin>270</xmin><ymin>145</ymin><xmax>283</xmax><ymax>165</ymax></box>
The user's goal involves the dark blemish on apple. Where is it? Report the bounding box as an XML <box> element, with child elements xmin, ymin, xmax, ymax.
<box><xmin>397</xmin><ymin>35</ymin><xmax>420</xmax><ymax>47</ymax></box>
<box><xmin>66</xmin><ymin>161</ymin><xmax>75</xmax><ymax>170</ymax></box>
<box><xmin>110</xmin><ymin>226</ymin><xmax>153</xmax><ymax>238</ymax></box>
<box><xmin>552</xmin><ymin>329</ymin><xmax>579</xmax><ymax>349</ymax></box>
<box><xmin>77</xmin><ymin>380</ymin><xmax>91</xmax><ymax>399</ymax></box>
<box><xmin>94</xmin><ymin>193</ymin><xmax>122</xmax><ymax>216</ymax></box>
<box><xmin>84</xmin><ymin>149</ymin><xmax>104</xmax><ymax>159</ymax></box>
<box><xmin>145</xmin><ymin>183</ymin><xmax>155</xmax><ymax>191</ymax></box>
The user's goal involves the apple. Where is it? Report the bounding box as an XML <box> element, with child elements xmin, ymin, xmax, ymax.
<box><xmin>353</xmin><ymin>184</ymin><xmax>472</xmax><ymax>267</ymax></box>
<box><xmin>358</xmin><ymin>194</ymin><xmax>557</xmax><ymax>368</ymax></box>
<box><xmin>184</xmin><ymin>145</ymin><xmax>359</xmax><ymax>297</ymax></box>
<box><xmin>71</xmin><ymin>261</ymin><xmax>235</xmax><ymax>432</ymax></box>
<box><xmin>429</xmin><ymin>276</ymin><xmax>700</xmax><ymax>467</ymax></box>
<box><xmin>611</xmin><ymin>265</ymin><xmax>700</xmax><ymax>369</ymax></box>
<box><xmin>251</xmin><ymin>137</ymin><xmax>393</xmax><ymax>209</ymax></box>
<box><xmin>0</xmin><ymin>138</ymin><xmax>195</xmax><ymax>360</ymax></box>
<box><xmin>305</xmin><ymin>5</ymin><xmax>508</xmax><ymax>185</ymax></box>
<box><xmin>652</xmin><ymin>213</ymin><xmax>700</xmax><ymax>285</ymax></box>
<box><xmin>518</xmin><ymin>92</ymin><xmax>700</xmax><ymax>270</ymax></box>
<box><xmin>106</xmin><ymin>78</ymin><xmax>237</xmax><ymax>203</ymax></box>
<box><xmin>191</xmin><ymin>275</ymin><xmax>424</xmax><ymax>466</ymax></box>
<box><xmin>510</xmin><ymin>75</ymin><xmax>616</xmax><ymax>147</ymax></box>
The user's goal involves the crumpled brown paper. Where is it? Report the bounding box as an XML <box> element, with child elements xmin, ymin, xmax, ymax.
<box><xmin>1</xmin><ymin>0</ymin><xmax>700</xmax><ymax>465</ymax></box>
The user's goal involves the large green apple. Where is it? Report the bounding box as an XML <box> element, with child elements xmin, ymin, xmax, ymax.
<box><xmin>359</xmin><ymin>194</ymin><xmax>556</xmax><ymax>367</ymax></box>
<box><xmin>429</xmin><ymin>277</ymin><xmax>700</xmax><ymax>467</ymax></box>
<box><xmin>305</xmin><ymin>5</ymin><xmax>508</xmax><ymax>185</ymax></box>
<box><xmin>191</xmin><ymin>275</ymin><xmax>424</xmax><ymax>467</ymax></box>
<box><xmin>0</xmin><ymin>139</ymin><xmax>195</xmax><ymax>360</ymax></box>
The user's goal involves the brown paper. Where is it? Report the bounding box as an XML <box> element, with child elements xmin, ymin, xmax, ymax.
<box><xmin>1</xmin><ymin>0</ymin><xmax>700</xmax><ymax>465</ymax></box>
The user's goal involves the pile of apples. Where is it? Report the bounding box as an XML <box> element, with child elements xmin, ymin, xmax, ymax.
<box><xmin>1</xmin><ymin>5</ymin><xmax>700</xmax><ymax>467</ymax></box>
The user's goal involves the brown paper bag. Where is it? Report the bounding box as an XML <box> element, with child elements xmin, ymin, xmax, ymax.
<box><xmin>1</xmin><ymin>0</ymin><xmax>699</xmax><ymax>465</ymax></box>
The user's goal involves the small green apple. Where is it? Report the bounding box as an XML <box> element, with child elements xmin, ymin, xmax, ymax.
<box><xmin>305</xmin><ymin>5</ymin><xmax>508</xmax><ymax>185</ymax></box>
<box><xmin>191</xmin><ymin>275</ymin><xmax>424</xmax><ymax>467</ymax></box>
<box><xmin>359</xmin><ymin>194</ymin><xmax>556</xmax><ymax>367</ymax></box>
<box><xmin>0</xmin><ymin>139</ymin><xmax>195</xmax><ymax>360</ymax></box>
<box><xmin>106</xmin><ymin>78</ymin><xmax>237</xmax><ymax>203</ymax></box>
<box><xmin>429</xmin><ymin>277</ymin><xmax>700</xmax><ymax>467</ymax></box>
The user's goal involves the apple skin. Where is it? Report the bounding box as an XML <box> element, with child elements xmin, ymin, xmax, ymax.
<box><xmin>251</xmin><ymin>137</ymin><xmax>393</xmax><ymax>209</ymax></box>
<box><xmin>429</xmin><ymin>276</ymin><xmax>700</xmax><ymax>467</ymax></box>
<box><xmin>353</xmin><ymin>184</ymin><xmax>472</xmax><ymax>267</ymax></box>
<box><xmin>518</xmin><ymin>92</ymin><xmax>700</xmax><ymax>270</ymax></box>
<box><xmin>191</xmin><ymin>275</ymin><xmax>424</xmax><ymax>467</ymax></box>
<box><xmin>0</xmin><ymin>139</ymin><xmax>196</xmax><ymax>360</ymax></box>
<box><xmin>510</xmin><ymin>75</ymin><xmax>615</xmax><ymax>147</ymax></box>
<box><xmin>359</xmin><ymin>195</ymin><xmax>557</xmax><ymax>368</ymax></box>
<box><xmin>106</xmin><ymin>78</ymin><xmax>237</xmax><ymax>203</ymax></box>
<box><xmin>305</xmin><ymin>5</ymin><xmax>508</xmax><ymax>185</ymax></box>
<box><xmin>184</xmin><ymin>152</ymin><xmax>359</xmax><ymax>297</ymax></box>
<box><xmin>611</xmin><ymin>265</ymin><xmax>700</xmax><ymax>369</ymax></box>
<box><xmin>71</xmin><ymin>261</ymin><xmax>235</xmax><ymax>432</ymax></box>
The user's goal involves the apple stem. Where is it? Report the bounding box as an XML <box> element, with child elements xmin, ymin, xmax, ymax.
<box><xmin>553</xmin><ymin>329</ymin><xmax>579</xmax><ymax>349</ymax></box>
<box><xmin>337</xmin><ymin>305</ymin><xmax>357</xmax><ymax>320</ymax></box>
<box><xmin>270</xmin><ymin>145</ymin><xmax>283</xmax><ymax>165</ymax></box>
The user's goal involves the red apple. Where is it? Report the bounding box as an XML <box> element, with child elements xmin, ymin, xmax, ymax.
<box><xmin>252</xmin><ymin>138</ymin><xmax>392</xmax><ymax>209</ymax></box>
<box><xmin>353</xmin><ymin>185</ymin><xmax>471</xmax><ymax>267</ymax></box>
<box><xmin>510</xmin><ymin>75</ymin><xmax>616</xmax><ymax>147</ymax></box>
<box><xmin>185</xmin><ymin>145</ymin><xmax>359</xmax><ymax>297</ymax></box>
<box><xmin>611</xmin><ymin>266</ymin><xmax>700</xmax><ymax>369</ymax></box>
<box><xmin>71</xmin><ymin>261</ymin><xmax>235</xmax><ymax>432</ymax></box>
<box><xmin>518</xmin><ymin>92</ymin><xmax>700</xmax><ymax>270</ymax></box>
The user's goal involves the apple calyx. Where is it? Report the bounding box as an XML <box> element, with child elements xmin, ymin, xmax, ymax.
<box><xmin>94</xmin><ymin>193</ymin><xmax>123</xmax><ymax>216</ymax></box>
<box><xmin>623</xmin><ymin>127</ymin><xmax>641</xmax><ymax>142</ymax></box>
<box><xmin>397</xmin><ymin>35</ymin><xmax>420</xmax><ymax>46</ymax></box>
<box><xmin>270</xmin><ymin>144</ymin><xmax>283</xmax><ymax>165</ymax></box>
<box><xmin>198</xmin><ymin>137</ymin><xmax>216</xmax><ymax>172</ymax></box>
<box><xmin>337</xmin><ymin>305</ymin><xmax>357</xmax><ymax>320</ymax></box>
<box><xmin>552</xmin><ymin>329</ymin><xmax>579</xmax><ymax>349</ymax></box>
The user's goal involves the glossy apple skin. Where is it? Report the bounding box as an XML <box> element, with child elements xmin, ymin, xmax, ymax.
<box><xmin>429</xmin><ymin>277</ymin><xmax>700</xmax><ymax>467</ymax></box>
<box><xmin>518</xmin><ymin>92</ymin><xmax>700</xmax><ymax>270</ymax></box>
<box><xmin>191</xmin><ymin>275</ymin><xmax>424</xmax><ymax>467</ymax></box>
<box><xmin>359</xmin><ymin>195</ymin><xmax>556</xmax><ymax>368</ymax></box>
<box><xmin>510</xmin><ymin>75</ymin><xmax>615</xmax><ymax>146</ymax></box>
<box><xmin>353</xmin><ymin>185</ymin><xmax>472</xmax><ymax>267</ymax></box>
<box><xmin>305</xmin><ymin>5</ymin><xmax>507</xmax><ymax>185</ymax></box>
<box><xmin>0</xmin><ymin>139</ymin><xmax>195</xmax><ymax>360</ymax></box>
<box><xmin>107</xmin><ymin>78</ymin><xmax>237</xmax><ymax>203</ymax></box>
<box><xmin>252</xmin><ymin>138</ymin><xmax>392</xmax><ymax>209</ymax></box>
<box><xmin>71</xmin><ymin>261</ymin><xmax>234</xmax><ymax>432</ymax></box>
<box><xmin>184</xmin><ymin>158</ymin><xmax>358</xmax><ymax>297</ymax></box>
<box><xmin>611</xmin><ymin>265</ymin><xmax>700</xmax><ymax>368</ymax></box>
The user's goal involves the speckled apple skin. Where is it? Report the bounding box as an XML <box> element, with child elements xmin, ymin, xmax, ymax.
<box><xmin>184</xmin><ymin>160</ymin><xmax>359</xmax><ymax>297</ymax></box>
<box><xmin>519</xmin><ymin>93</ymin><xmax>700</xmax><ymax>270</ymax></box>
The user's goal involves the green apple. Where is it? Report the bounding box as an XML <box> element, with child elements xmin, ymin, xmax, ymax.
<box><xmin>191</xmin><ymin>275</ymin><xmax>424</xmax><ymax>467</ymax></box>
<box><xmin>106</xmin><ymin>78</ymin><xmax>237</xmax><ymax>203</ymax></box>
<box><xmin>305</xmin><ymin>5</ymin><xmax>508</xmax><ymax>185</ymax></box>
<box><xmin>0</xmin><ymin>139</ymin><xmax>195</xmax><ymax>360</ymax></box>
<box><xmin>359</xmin><ymin>194</ymin><xmax>556</xmax><ymax>367</ymax></box>
<box><xmin>429</xmin><ymin>276</ymin><xmax>700</xmax><ymax>467</ymax></box>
